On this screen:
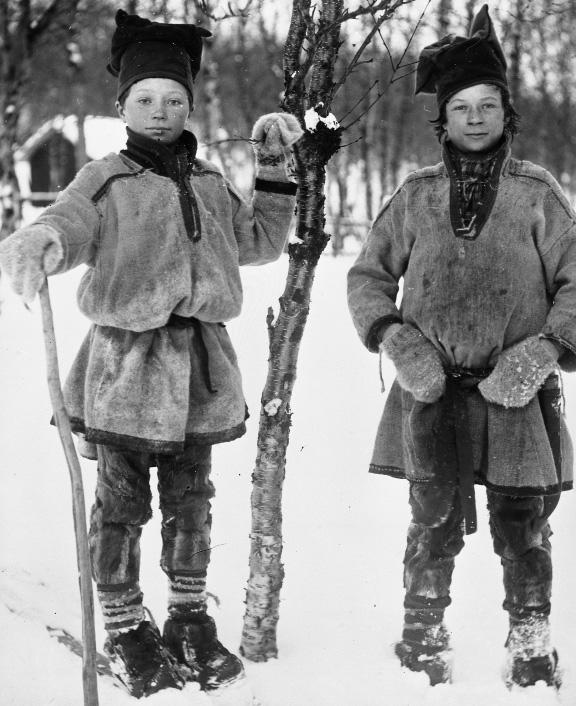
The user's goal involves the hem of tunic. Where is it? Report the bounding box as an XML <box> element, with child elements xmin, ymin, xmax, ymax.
<box><xmin>61</xmin><ymin>416</ymin><xmax>246</xmax><ymax>453</ymax></box>
<box><xmin>368</xmin><ymin>464</ymin><xmax>573</xmax><ymax>495</ymax></box>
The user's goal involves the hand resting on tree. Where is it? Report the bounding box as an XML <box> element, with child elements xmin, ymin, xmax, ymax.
<box><xmin>251</xmin><ymin>113</ymin><xmax>303</xmax><ymax>179</ymax></box>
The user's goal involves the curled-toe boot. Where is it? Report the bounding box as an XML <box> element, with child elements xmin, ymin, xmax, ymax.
<box><xmin>104</xmin><ymin>618</ymin><xmax>187</xmax><ymax>697</ymax></box>
<box><xmin>395</xmin><ymin>621</ymin><xmax>453</xmax><ymax>686</ymax></box>
<box><xmin>164</xmin><ymin>611</ymin><xmax>245</xmax><ymax>690</ymax></box>
<box><xmin>504</xmin><ymin>615</ymin><xmax>561</xmax><ymax>689</ymax></box>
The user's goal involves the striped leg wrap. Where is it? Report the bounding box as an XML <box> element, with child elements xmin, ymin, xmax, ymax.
<box><xmin>98</xmin><ymin>584</ymin><xmax>145</xmax><ymax>635</ymax></box>
<box><xmin>402</xmin><ymin>607</ymin><xmax>448</xmax><ymax>650</ymax></box>
<box><xmin>168</xmin><ymin>573</ymin><xmax>207</xmax><ymax>617</ymax></box>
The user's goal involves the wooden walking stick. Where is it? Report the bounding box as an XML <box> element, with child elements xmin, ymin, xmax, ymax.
<box><xmin>38</xmin><ymin>279</ymin><xmax>99</xmax><ymax>706</ymax></box>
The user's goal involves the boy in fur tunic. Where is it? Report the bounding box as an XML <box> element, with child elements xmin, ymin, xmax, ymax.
<box><xmin>0</xmin><ymin>9</ymin><xmax>302</xmax><ymax>698</ymax></box>
<box><xmin>348</xmin><ymin>4</ymin><xmax>576</xmax><ymax>690</ymax></box>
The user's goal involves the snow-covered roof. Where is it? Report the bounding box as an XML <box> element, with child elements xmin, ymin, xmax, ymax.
<box><xmin>15</xmin><ymin>115</ymin><xmax>126</xmax><ymax>162</ymax></box>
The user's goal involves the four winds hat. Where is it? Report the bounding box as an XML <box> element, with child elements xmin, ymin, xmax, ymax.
<box><xmin>107</xmin><ymin>9</ymin><xmax>212</xmax><ymax>99</ymax></box>
<box><xmin>415</xmin><ymin>4</ymin><xmax>508</xmax><ymax>107</ymax></box>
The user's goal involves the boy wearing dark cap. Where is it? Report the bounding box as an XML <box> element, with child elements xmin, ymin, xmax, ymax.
<box><xmin>0</xmin><ymin>9</ymin><xmax>302</xmax><ymax>699</ymax></box>
<box><xmin>348</xmin><ymin>4</ymin><xmax>576</xmax><ymax>690</ymax></box>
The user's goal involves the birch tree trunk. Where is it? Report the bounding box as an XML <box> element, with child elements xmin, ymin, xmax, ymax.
<box><xmin>240</xmin><ymin>0</ymin><xmax>418</xmax><ymax>663</ymax></box>
<box><xmin>240</xmin><ymin>0</ymin><xmax>343</xmax><ymax>662</ymax></box>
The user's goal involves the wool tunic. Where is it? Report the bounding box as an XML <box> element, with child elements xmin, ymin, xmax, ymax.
<box><xmin>17</xmin><ymin>147</ymin><xmax>296</xmax><ymax>452</ymax></box>
<box><xmin>348</xmin><ymin>146</ymin><xmax>576</xmax><ymax>496</ymax></box>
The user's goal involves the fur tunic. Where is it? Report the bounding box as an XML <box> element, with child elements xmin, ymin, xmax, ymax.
<box><xmin>348</xmin><ymin>146</ymin><xmax>576</xmax><ymax>495</ymax></box>
<box><xmin>17</xmin><ymin>146</ymin><xmax>296</xmax><ymax>452</ymax></box>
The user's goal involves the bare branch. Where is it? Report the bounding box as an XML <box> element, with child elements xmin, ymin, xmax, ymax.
<box><xmin>192</xmin><ymin>0</ymin><xmax>256</xmax><ymax>21</ymax></box>
<box><xmin>373</xmin><ymin>20</ymin><xmax>397</xmax><ymax>72</ymax></box>
<box><xmin>202</xmin><ymin>136</ymin><xmax>257</xmax><ymax>146</ymax></box>
<box><xmin>392</xmin><ymin>0</ymin><xmax>433</xmax><ymax>75</ymax></box>
<box><xmin>339</xmin><ymin>0</ymin><xmax>414</xmax><ymax>24</ymax></box>
<box><xmin>338</xmin><ymin>78</ymin><xmax>379</xmax><ymax>122</ymax></box>
<box><xmin>29</xmin><ymin>0</ymin><xmax>79</xmax><ymax>48</ymax></box>
<box><xmin>339</xmin><ymin>135</ymin><xmax>365</xmax><ymax>149</ymax></box>
<box><xmin>390</xmin><ymin>64</ymin><xmax>418</xmax><ymax>83</ymax></box>
<box><xmin>341</xmin><ymin>84</ymin><xmax>387</xmax><ymax>130</ymax></box>
<box><xmin>332</xmin><ymin>13</ymin><xmax>391</xmax><ymax>98</ymax></box>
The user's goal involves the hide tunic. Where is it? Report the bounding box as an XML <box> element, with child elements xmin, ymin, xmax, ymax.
<box><xmin>16</xmin><ymin>133</ymin><xmax>297</xmax><ymax>452</ymax></box>
<box><xmin>348</xmin><ymin>145</ymin><xmax>576</xmax><ymax>496</ymax></box>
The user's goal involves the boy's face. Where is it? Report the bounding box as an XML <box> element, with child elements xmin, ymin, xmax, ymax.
<box><xmin>443</xmin><ymin>83</ymin><xmax>505</xmax><ymax>152</ymax></box>
<box><xmin>116</xmin><ymin>77</ymin><xmax>190</xmax><ymax>143</ymax></box>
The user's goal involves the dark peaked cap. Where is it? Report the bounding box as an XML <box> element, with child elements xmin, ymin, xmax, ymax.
<box><xmin>415</xmin><ymin>5</ymin><xmax>508</xmax><ymax>107</ymax></box>
<box><xmin>107</xmin><ymin>9</ymin><xmax>211</xmax><ymax>98</ymax></box>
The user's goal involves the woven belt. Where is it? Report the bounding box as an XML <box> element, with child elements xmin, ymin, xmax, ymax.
<box><xmin>166</xmin><ymin>314</ymin><xmax>217</xmax><ymax>393</ymax></box>
<box><xmin>444</xmin><ymin>367</ymin><xmax>492</xmax><ymax>534</ymax></box>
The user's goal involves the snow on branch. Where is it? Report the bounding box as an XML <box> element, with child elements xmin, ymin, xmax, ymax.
<box><xmin>304</xmin><ymin>105</ymin><xmax>340</xmax><ymax>132</ymax></box>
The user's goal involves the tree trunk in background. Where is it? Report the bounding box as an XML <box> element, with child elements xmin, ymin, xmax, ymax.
<box><xmin>0</xmin><ymin>0</ymin><xmax>79</xmax><ymax>240</ymax></box>
<box><xmin>508</xmin><ymin>0</ymin><xmax>523</xmax><ymax>107</ymax></box>
<box><xmin>361</xmin><ymin>71</ymin><xmax>375</xmax><ymax>223</ymax></box>
<box><xmin>0</xmin><ymin>1</ymin><xmax>28</xmax><ymax>239</ymax></box>
<box><xmin>328</xmin><ymin>151</ymin><xmax>350</xmax><ymax>255</ymax></box>
<box><xmin>465</xmin><ymin>0</ymin><xmax>475</xmax><ymax>29</ymax></box>
<box><xmin>199</xmin><ymin>57</ymin><xmax>230</xmax><ymax>171</ymax></box>
<box><xmin>388</xmin><ymin>66</ymin><xmax>412</xmax><ymax>186</ymax></box>
<box><xmin>556</xmin><ymin>2</ymin><xmax>575</xmax><ymax>187</ymax></box>
<box><xmin>437</xmin><ymin>0</ymin><xmax>452</xmax><ymax>37</ymax></box>
<box><xmin>240</xmin><ymin>0</ymin><xmax>343</xmax><ymax>662</ymax></box>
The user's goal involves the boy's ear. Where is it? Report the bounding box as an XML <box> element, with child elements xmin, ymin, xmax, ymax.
<box><xmin>116</xmin><ymin>100</ymin><xmax>125</xmax><ymax>121</ymax></box>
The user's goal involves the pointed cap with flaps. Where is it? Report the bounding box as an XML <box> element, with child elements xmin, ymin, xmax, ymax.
<box><xmin>107</xmin><ymin>9</ymin><xmax>212</xmax><ymax>99</ymax></box>
<box><xmin>415</xmin><ymin>5</ymin><xmax>508</xmax><ymax>107</ymax></box>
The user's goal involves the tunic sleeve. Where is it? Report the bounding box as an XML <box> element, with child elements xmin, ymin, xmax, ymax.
<box><xmin>226</xmin><ymin>176</ymin><xmax>297</xmax><ymax>266</ymax></box>
<box><xmin>25</xmin><ymin>162</ymin><xmax>103</xmax><ymax>272</ymax></box>
<box><xmin>538</xmin><ymin>181</ymin><xmax>576</xmax><ymax>370</ymax></box>
<box><xmin>347</xmin><ymin>186</ymin><xmax>412</xmax><ymax>352</ymax></box>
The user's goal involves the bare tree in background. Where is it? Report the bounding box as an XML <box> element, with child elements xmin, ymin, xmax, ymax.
<box><xmin>437</xmin><ymin>0</ymin><xmax>452</xmax><ymax>36</ymax></box>
<box><xmin>0</xmin><ymin>0</ymin><xmax>79</xmax><ymax>239</ymax></box>
<box><xmin>240</xmin><ymin>0</ymin><xmax>426</xmax><ymax>662</ymax></box>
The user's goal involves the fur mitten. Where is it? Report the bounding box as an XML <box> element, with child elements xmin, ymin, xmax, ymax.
<box><xmin>478</xmin><ymin>336</ymin><xmax>558</xmax><ymax>408</ymax></box>
<box><xmin>251</xmin><ymin>112</ymin><xmax>303</xmax><ymax>179</ymax></box>
<box><xmin>0</xmin><ymin>225</ymin><xmax>63</xmax><ymax>304</ymax></box>
<box><xmin>380</xmin><ymin>324</ymin><xmax>446</xmax><ymax>403</ymax></box>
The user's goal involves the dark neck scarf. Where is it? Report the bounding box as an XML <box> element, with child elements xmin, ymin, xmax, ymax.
<box><xmin>444</xmin><ymin>135</ymin><xmax>508</xmax><ymax>238</ymax></box>
<box><xmin>122</xmin><ymin>127</ymin><xmax>202</xmax><ymax>244</ymax></box>
<box><xmin>121</xmin><ymin>127</ymin><xmax>198</xmax><ymax>183</ymax></box>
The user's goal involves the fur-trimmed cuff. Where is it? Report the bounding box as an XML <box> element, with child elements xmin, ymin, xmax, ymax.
<box><xmin>367</xmin><ymin>315</ymin><xmax>403</xmax><ymax>352</ymax></box>
<box><xmin>254</xmin><ymin>178</ymin><xmax>298</xmax><ymax>195</ymax></box>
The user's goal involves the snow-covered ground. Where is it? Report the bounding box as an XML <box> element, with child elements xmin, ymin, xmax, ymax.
<box><xmin>1</xmin><ymin>252</ymin><xmax>575</xmax><ymax>706</ymax></box>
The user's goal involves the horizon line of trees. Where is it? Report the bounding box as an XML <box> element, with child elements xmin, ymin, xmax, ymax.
<box><xmin>15</xmin><ymin>0</ymin><xmax>576</xmax><ymax>232</ymax></box>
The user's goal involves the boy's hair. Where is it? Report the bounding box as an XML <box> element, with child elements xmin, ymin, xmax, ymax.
<box><xmin>430</xmin><ymin>85</ymin><xmax>521</xmax><ymax>141</ymax></box>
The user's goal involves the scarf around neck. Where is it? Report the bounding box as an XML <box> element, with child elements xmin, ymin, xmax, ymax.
<box><xmin>121</xmin><ymin>127</ymin><xmax>202</xmax><ymax>242</ymax></box>
<box><xmin>122</xmin><ymin>127</ymin><xmax>198</xmax><ymax>182</ymax></box>
<box><xmin>444</xmin><ymin>135</ymin><xmax>508</xmax><ymax>239</ymax></box>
